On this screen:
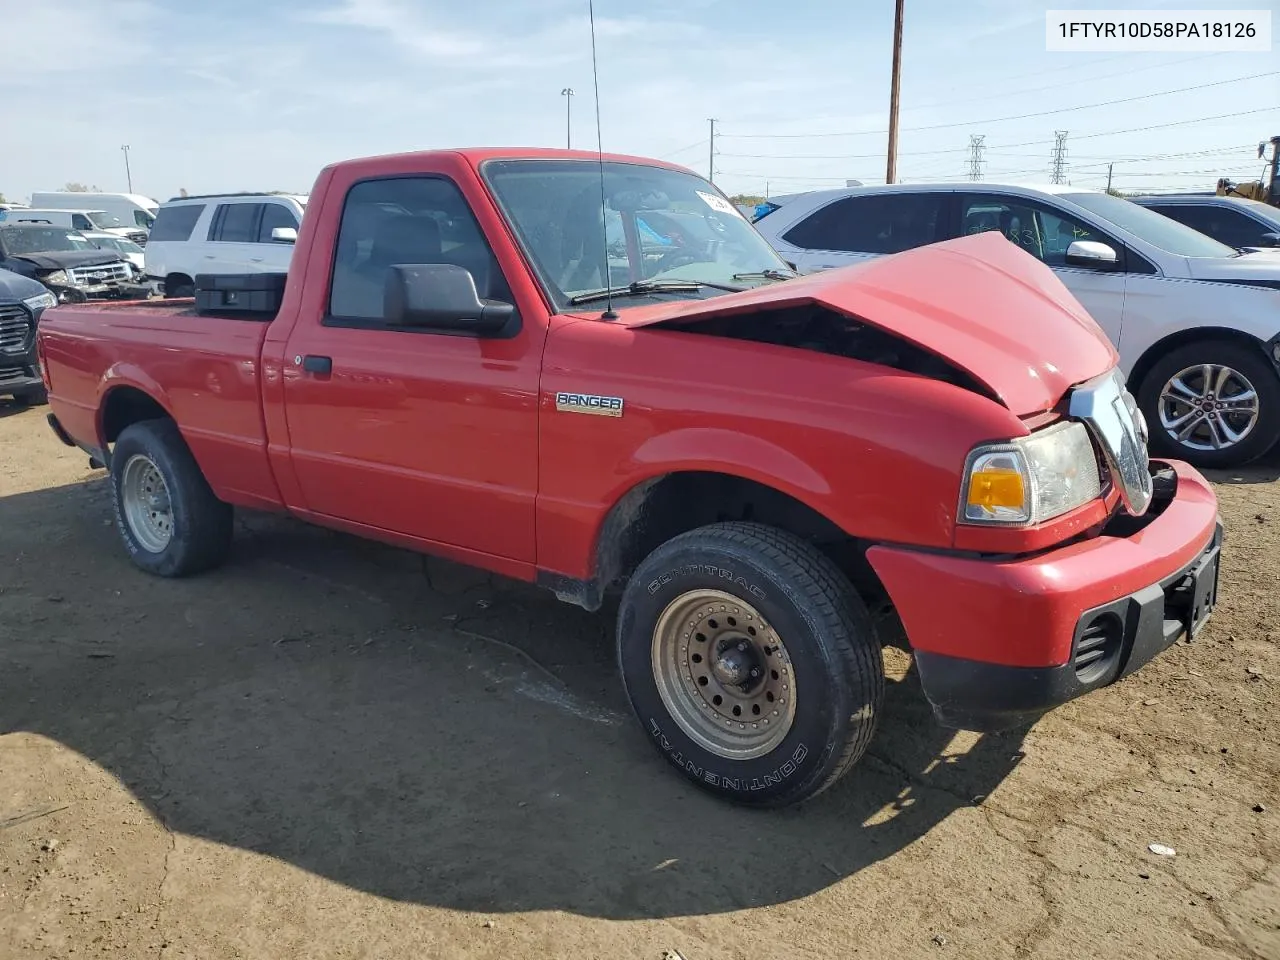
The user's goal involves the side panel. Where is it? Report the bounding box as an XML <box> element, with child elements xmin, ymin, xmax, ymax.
<box><xmin>535</xmin><ymin>317</ymin><xmax>1024</xmax><ymax>580</ymax></box>
<box><xmin>38</xmin><ymin>303</ymin><xmax>282</xmax><ymax>510</ymax></box>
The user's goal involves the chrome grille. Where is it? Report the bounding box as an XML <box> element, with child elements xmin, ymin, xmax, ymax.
<box><xmin>68</xmin><ymin>262</ymin><xmax>131</xmax><ymax>285</ymax></box>
<box><xmin>1069</xmin><ymin>368</ymin><xmax>1153</xmax><ymax>517</ymax></box>
<box><xmin>0</xmin><ymin>305</ymin><xmax>32</xmax><ymax>356</ymax></box>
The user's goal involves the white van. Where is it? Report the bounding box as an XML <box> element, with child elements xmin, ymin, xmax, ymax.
<box><xmin>0</xmin><ymin>208</ymin><xmax>148</xmax><ymax>245</ymax></box>
<box><xmin>30</xmin><ymin>192</ymin><xmax>159</xmax><ymax>233</ymax></box>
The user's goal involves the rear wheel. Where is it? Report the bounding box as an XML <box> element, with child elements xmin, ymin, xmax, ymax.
<box><xmin>165</xmin><ymin>274</ymin><xmax>195</xmax><ymax>298</ymax></box>
<box><xmin>617</xmin><ymin>522</ymin><xmax>884</xmax><ymax>807</ymax></box>
<box><xmin>110</xmin><ymin>419</ymin><xmax>232</xmax><ymax>576</ymax></box>
<box><xmin>1137</xmin><ymin>339</ymin><xmax>1280</xmax><ymax>468</ymax></box>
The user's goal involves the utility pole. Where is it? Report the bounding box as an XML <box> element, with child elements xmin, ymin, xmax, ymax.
<box><xmin>1050</xmin><ymin>131</ymin><xmax>1069</xmax><ymax>185</ymax></box>
<box><xmin>121</xmin><ymin>144</ymin><xmax>133</xmax><ymax>193</ymax></box>
<box><xmin>560</xmin><ymin>89</ymin><xmax>574</xmax><ymax>149</ymax></box>
<box><xmin>967</xmin><ymin>135</ymin><xmax>985</xmax><ymax>181</ymax></box>
<box><xmin>708</xmin><ymin>118</ymin><xmax>718</xmax><ymax>183</ymax></box>
<box><xmin>885</xmin><ymin>0</ymin><xmax>905</xmax><ymax>184</ymax></box>
<box><xmin>1106</xmin><ymin>162</ymin><xmax>1114</xmax><ymax>194</ymax></box>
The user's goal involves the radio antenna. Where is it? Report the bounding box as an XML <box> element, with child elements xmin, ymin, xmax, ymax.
<box><xmin>588</xmin><ymin>0</ymin><xmax>616</xmax><ymax>319</ymax></box>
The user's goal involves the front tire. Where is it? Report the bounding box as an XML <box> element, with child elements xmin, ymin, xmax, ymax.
<box><xmin>165</xmin><ymin>275</ymin><xmax>195</xmax><ymax>299</ymax></box>
<box><xmin>1137</xmin><ymin>339</ymin><xmax>1280</xmax><ymax>468</ymax></box>
<box><xmin>109</xmin><ymin>419</ymin><xmax>232</xmax><ymax>577</ymax></box>
<box><xmin>617</xmin><ymin>522</ymin><xmax>884</xmax><ymax>808</ymax></box>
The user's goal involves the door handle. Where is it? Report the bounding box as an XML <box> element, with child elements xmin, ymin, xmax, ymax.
<box><xmin>301</xmin><ymin>355</ymin><xmax>332</xmax><ymax>375</ymax></box>
<box><xmin>250</xmin><ymin>257</ymin><xmax>264</xmax><ymax>263</ymax></box>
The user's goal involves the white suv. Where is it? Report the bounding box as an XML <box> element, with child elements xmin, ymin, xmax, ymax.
<box><xmin>143</xmin><ymin>193</ymin><xmax>306</xmax><ymax>297</ymax></box>
<box><xmin>754</xmin><ymin>182</ymin><xmax>1280</xmax><ymax>467</ymax></box>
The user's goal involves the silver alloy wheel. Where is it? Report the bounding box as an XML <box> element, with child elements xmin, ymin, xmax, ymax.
<box><xmin>1158</xmin><ymin>363</ymin><xmax>1259</xmax><ymax>452</ymax></box>
<box><xmin>120</xmin><ymin>454</ymin><xmax>174</xmax><ymax>553</ymax></box>
<box><xmin>650</xmin><ymin>588</ymin><xmax>797</xmax><ymax>761</ymax></box>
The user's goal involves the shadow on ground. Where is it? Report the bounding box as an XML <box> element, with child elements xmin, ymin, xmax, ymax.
<box><xmin>0</xmin><ymin>478</ymin><xmax>1028</xmax><ymax>919</ymax></box>
<box><xmin>1200</xmin><ymin>445</ymin><xmax>1280</xmax><ymax>485</ymax></box>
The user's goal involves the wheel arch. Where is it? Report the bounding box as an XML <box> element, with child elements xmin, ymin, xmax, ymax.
<box><xmin>98</xmin><ymin>380</ymin><xmax>174</xmax><ymax>450</ymax></box>
<box><xmin>1126</xmin><ymin>326</ymin><xmax>1272</xmax><ymax>396</ymax></box>
<box><xmin>545</xmin><ymin>468</ymin><xmax>889</xmax><ymax>619</ymax></box>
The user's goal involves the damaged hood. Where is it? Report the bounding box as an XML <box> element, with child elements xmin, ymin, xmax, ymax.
<box><xmin>596</xmin><ymin>232</ymin><xmax>1118</xmax><ymax>415</ymax></box>
<box><xmin>11</xmin><ymin>251</ymin><xmax>124</xmax><ymax>272</ymax></box>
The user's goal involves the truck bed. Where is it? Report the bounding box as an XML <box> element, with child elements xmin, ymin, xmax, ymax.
<box><xmin>38</xmin><ymin>298</ymin><xmax>283</xmax><ymax>510</ymax></box>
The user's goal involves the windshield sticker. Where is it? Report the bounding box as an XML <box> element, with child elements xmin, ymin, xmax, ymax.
<box><xmin>696</xmin><ymin>191</ymin><xmax>743</xmax><ymax>218</ymax></box>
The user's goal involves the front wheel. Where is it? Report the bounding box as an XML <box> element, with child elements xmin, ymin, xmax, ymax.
<box><xmin>617</xmin><ymin>522</ymin><xmax>884</xmax><ymax>808</ymax></box>
<box><xmin>1137</xmin><ymin>339</ymin><xmax>1280</xmax><ymax>468</ymax></box>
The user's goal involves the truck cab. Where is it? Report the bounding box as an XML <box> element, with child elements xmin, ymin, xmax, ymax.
<box><xmin>35</xmin><ymin>148</ymin><xmax>1222</xmax><ymax>808</ymax></box>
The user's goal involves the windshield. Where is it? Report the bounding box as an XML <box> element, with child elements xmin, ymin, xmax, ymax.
<box><xmin>87</xmin><ymin>211</ymin><xmax>126</xmax><ymax>228</ymax></box>
<box><xmin>482</xmin><ymin>159</ymin><xmax>793</xmax><ymax>308</ymax></box>
<box><xmin>0</xmin><ymin>227</ymin><xmax>97</xmax><ymax>255</ymax></box>
<box><xmin>1061</xmin><ymin>192</ymin><xmax>1238</xmax><ymax>258</ymax></box>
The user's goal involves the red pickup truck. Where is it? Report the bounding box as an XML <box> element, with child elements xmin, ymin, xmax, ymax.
<box><xmin>37</xmin><ymin>148</ymin><xmax>1222</xmax><ymax>807</ymax></box>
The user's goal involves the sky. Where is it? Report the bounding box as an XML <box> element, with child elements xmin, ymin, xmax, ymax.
<box><xmin>1</xmin><ymin>0</ymin><xmax>1277</xmax><ymax>204</ymax></box>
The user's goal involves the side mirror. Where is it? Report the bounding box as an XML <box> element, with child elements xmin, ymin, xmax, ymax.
<box><xmin>270</xmin><ymin>226</ymin><xmax>298</xmax><ymax>244</ymax></box>
<box><xmin>1065</xmin><ymin>240</ymin><xmax>1120</xmax><ymax>270</ymax></box>
<box><xmin>384</xmin><ymin>264</ymin><xmax>515</xmax><ymax>334</ymax></box>
<box><xmin>1259</xmin><ymin>232</ymin><xmax>1280</xmax><ymax>248</ymax></box>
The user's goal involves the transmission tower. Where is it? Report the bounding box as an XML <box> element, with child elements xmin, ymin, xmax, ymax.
<box><xmin>967</xmin><ymin>135</ymin><xmax>986</xmax><ymax>181</ymax></box>
<box><xmin>1050</xmin><ymin>130</ymin><xmax>1069</xmax><ymax>184</ymax></box>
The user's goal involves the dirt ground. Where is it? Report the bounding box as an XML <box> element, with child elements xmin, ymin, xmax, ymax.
<box><xmin>0</xmin><ymin>400</ymin><xmax>1276</xmax><ymax>960</ymax></box>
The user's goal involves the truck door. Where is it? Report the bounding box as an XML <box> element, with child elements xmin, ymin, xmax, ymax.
<box><xmin>279</xmin><ymin>174</ymin><xmax>542</xmax><ymax>563</ymax></box>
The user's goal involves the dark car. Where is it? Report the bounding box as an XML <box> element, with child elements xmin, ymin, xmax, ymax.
<box><xmin>0</xmin><ymin>225</ymin><xmax>150</xmax><ymax>303</ymax></box>
<box><xmin>1130</xmin><ymin>195</ymin><xmax>1280</xmax><ymax>253</ymax></box>
<box><xmin>0</xmin><ymin>266</ymin><xmax>57</xmax><ymax>404</ymax></box>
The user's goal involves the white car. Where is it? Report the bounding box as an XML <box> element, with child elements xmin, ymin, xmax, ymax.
<box><xmin>143</xmin><ymin>193</ymin><xmax>306</xmax><ymax>297</ymax></box>
<box><xmin>80</xmin><ymin>231</ymin><xmax>145</xmax><ymax>272</ymax></box>
<box><xmin>755</xmin><ymin>182</ymin><xmax>1280</xmax><ymax>467</ymax></box>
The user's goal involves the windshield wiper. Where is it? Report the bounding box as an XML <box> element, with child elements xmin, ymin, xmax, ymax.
<box><xmin>732</xmin><ymin>269</ymin><xmax>798</xmax><ymax>282</ymax></box>
<box><xmin>568</xmin><ymin>279</ymin><xmax>706</xmax><ymax>305</ymax></box>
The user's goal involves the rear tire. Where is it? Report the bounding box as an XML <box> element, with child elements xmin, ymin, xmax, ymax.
<box><xmin>617</xmin><ymin>521</ymin><xmax>884</xmax><ymax>808</ymax></box>
<box><xmin>109</xmin><ymin>419</ymin><xmax>232</xmax><ymax>577</ymax></box>
<box><xmin>1137</xmin><ymin>339</ymin><xmax>1280</xmax><ymax>468</ymax></box>
<box><xmin>165</xmin><ymin>275</ymin><xmax>195</xmax><ymax>299</ymax></box>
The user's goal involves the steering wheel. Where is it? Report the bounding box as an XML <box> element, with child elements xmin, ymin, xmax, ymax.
<box><xmin>651</xmin><ymin>249</ymin><xmax>704</xmax><ymax>274</ymax></box>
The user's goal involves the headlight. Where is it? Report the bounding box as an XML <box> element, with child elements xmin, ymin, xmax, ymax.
<box><xmin>43</xmin><ymin>271</ymin><xmax>69</xmax><ymax>286</ymax></box>
<box><xmin>23</xmin><ymin>292</ymin><xmax>57</xmax><ymax>312</ymax></box>
<box><xmin>961</xmin><ymin>421</ymin><xmax>1102</xmax><ymax>526</ymax></box>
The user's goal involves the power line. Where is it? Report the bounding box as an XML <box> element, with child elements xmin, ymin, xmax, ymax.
<box><xmin>658</xmin><ymin>139</ymin><xmax>707</xmax><ymax>160</ymax></box>
<box><xmin>721</xmin><ymin>71</ymin><xmax>1279</xmax><ymax>139</ymax></box>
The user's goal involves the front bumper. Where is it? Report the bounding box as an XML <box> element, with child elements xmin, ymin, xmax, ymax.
<box><xmin>867</xmin><ymin>460</ymin><xmax>1222</xmax><ymax>731</ymax></box>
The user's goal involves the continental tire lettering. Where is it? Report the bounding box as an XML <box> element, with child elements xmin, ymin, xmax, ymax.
<box><xmin>647</xmin><ymin>564</ymin><xmax>767</xmax><ymax>600</ymax></box>
<box><xmin>648</xmin><ymin>718</ymin><xmax>807</xmax><ymax>791</ymax></box>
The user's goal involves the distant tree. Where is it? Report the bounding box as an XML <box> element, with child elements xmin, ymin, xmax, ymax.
<box><xmin>179</xmin><ymin>188</ymin><xmax>189</xmax><ymax>198</ymax></box>
<box><xmin>1106</xmin><ymin>187</ymin><xmax>1132</xmax><ymax>198</ymax></box>
<box><xmin>64</xmin><ymin>182</ymin><xmax>89</xmax><ymax>192</ymax></box>
<box><xmin>729</xmin><ymin>194</ymin><xmax>766</xmax><ymax>206</ymax></box>
<box><xmin>0</xmin><ymin>191</ymin><xmax>6</xmax><ymax>204</ymax></box>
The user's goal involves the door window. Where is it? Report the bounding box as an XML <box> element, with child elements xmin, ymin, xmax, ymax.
<box><xmin>258</xmin><ymin>203</ymin><xmax>299</xmax><ymax>242</ymax></box>
<box><xmin>1144</xmin><ymin>204</ymin><xmax>1270</xmax><ymax>249</ymax></box>
<box><xmin>960</xmin><ymin>194</ymin><xmax>1110</xmax><ymax>267</ymax></box>
<box><xmin>328</xmin><ymin>176</ymin><xmax>511</xmax><ymax>323</ymax></box>
<box><xmin>782</xmin><ymin>193</ymin><xmax>946</xmax><ymax>254</ymax></box>
<box><xmin>71</xmin><ymin>214</ymin><xmax>93</xmax><ymax>230</ymax></box>
<box><xmin>210</xmin><ymin>203</ymin><xmax>262</xmax><ymax>242</ymax></box>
